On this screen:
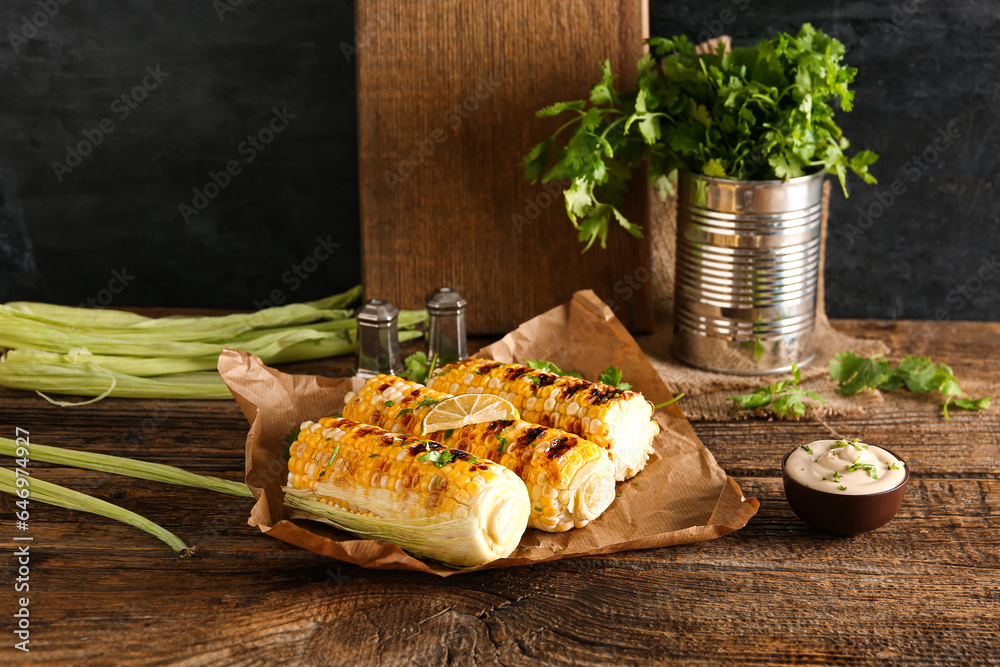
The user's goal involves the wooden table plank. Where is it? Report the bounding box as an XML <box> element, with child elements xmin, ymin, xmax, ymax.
<box><xmin>1</xmin><ymin>319</ymin><xmax>998</xmax><ymax>665</ymax></box>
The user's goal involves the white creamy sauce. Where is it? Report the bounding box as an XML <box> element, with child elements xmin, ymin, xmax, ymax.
<box><xmin>786</xmin><ymin>439</ymin><xmax>906</xmax><ymax>495</ymax></box>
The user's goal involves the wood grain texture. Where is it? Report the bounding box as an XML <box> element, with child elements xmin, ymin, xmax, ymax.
<box><xmin>1</xmin><ymin>319</ymin><xmax>998</xmax><ymax>665</ymax></box>
<box><xmin>356</xmin><ymin>0</ymin><xmax>653</xmax><ymax>335</ymax></box>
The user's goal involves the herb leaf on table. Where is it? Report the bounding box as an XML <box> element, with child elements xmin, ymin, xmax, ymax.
<box><xmin>829</xmin><ymin>352</ymin><xmax>991</xmax><ymax>420</ymax></box>
<box><xmin>728</xmin><ymin>363</ymin><xmax>826</xmax><ymax>418</ymax></box>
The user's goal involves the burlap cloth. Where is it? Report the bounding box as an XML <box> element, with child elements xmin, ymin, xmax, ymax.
<box><xmin>637</xmin><ymin>179</ymin><xmax>889</xmax><ymax>420</ymax></box>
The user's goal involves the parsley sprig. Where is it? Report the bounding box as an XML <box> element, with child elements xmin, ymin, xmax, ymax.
<box><xmin>727</xmin><ymin>363</ymin><xmax>825</xmax><ymax>418</ymax></box>
<box><xmin>523</xmin><ymin>23</ymin><xmax>878</xmax><ymax>250</ymax></box>
<box><xmin>830</xmin><ymin>352</ymin><xmax>991</xmax><ymax>420</ymax></box>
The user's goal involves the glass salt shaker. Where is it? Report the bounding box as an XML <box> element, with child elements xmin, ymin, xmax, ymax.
<box><xmin>426</xmin><ymin>287</ymin><xmax>468</xmax><ymax>362</ymax></box>
<box><xmin>355</xmin><ymin>299</ymin><xmax>404</xmax><ymax>378</ymax></box>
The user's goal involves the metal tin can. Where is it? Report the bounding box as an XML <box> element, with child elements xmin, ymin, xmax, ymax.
<box><xmin>672</xmin><ymin>170</ymin><xmax>824</xmax><ymax>374</ymax></box>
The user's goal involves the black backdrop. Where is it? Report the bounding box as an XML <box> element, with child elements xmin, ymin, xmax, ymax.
<box><xmin>1</xmin><ymin>0</ymin><xmax>998</xmax><ymax>321</ymax></box>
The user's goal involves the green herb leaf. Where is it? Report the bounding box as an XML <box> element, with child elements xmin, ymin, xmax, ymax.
<box><xmin>498</xmin><ymin>437</ymin><xmax>509</xmax><ymax>455</ymax></box>
<box><xmin>402</xmin><ymin>352</ymin><xmax>429</xmax><ymax>384</ymax></box>
<box><xmin>417</xmin><ymin>450</ymin><xmax>456</xmax><ymax>468</ymax></box>
<box><xmin>597</xmin><ymin>365</ymin><xmax>631</xmax><ymax>390</ymax></box>
<box><xmin>384</xmin><ymin>401</ymin><xmax>394</xmax><ymax>407</ymax></box>
<box><xmin>326</xmin><ymin>444</ymin><xmax>341</xmax><ymax>466</ymax></box>
<box><xmin>800</xmin><ymin>444</ymin><xmax>813</xmax><ymax>454</ymax></box>
<box><xmin>369</xmin><ymin>454</ymin><xmax>378</xmax><ymax>458</ymax></box>
<box><xmin>525</xmin><ymin>359</ymin><xmax>583</xmax><ymax>378</ymax></box>
<box><xmin>523</xmin><ymin>24</ymin><xmax>877</xmax><ymax>250</ymax></box>
<box><xmin>416</xmin><ymin>397</ymin><xmax>440</xmax><ymax>408</ymax></box>
<box><xmin>830</xmin><ymin>352</ymin><xmax>991</xmax><ymax>419</ymax></box>
<box><xmin>444</xmin><ymin>429</ymin><xmax>455</xmax><ymax>440</ymax></box>
<box><xmin>727</xmin><ymin>363</ymin><xmax>825</xmax><ymax>418</ymax></box>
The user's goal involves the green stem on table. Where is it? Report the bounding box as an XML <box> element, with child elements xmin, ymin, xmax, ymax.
<box><xmin>0</xmin><ymin>467</ymin><xmax>194</xmax><ymax>555</ymax></box>
<box><xmin>0</xmin><ymin>438</ymin><xmax>253</xmax><ymax>498</ymax></box>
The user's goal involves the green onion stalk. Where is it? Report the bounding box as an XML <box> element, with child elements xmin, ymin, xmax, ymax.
<box><xmin>0</xmin><ymin>437</ymin><xmax>253</xmax><ymax>497</ymax></box>
<box><xmin>0</xmin><ymin>285</ymin><xmax>428</xmax><ymax>402</ymax></box>
<box><xmin>0</xmin><ymin>467</ymin><xmax>195</xmax><ymax>556</ymax></box>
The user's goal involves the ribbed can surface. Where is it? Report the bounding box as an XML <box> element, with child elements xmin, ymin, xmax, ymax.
<box><xmin>672</xmin><ymin>170</ymin><xmax>824</xmax><ymax>374</ymax></box>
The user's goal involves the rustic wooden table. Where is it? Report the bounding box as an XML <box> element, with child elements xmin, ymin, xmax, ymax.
<box><xmin>2</xmin><ymin>320</ymin><xmax>998</xmax><ymax>665</ymax></box>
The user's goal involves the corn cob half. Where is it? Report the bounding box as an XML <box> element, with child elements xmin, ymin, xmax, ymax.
<box><xmin>344</xmin><ymin>375</ymin><xmax>617</xmax><ymax>532</ymax></box>
<box><xmin>427</xmin><ymin>359</ymin><xmax>659</xmax><ymax>481</ymax></box>
<box><xmin>284</xmin><ymin>417</ymin><xmax>529</xmax><ymax>568</ymax></box>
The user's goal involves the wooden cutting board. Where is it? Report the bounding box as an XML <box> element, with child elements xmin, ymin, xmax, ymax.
<box><xmin>356</xmin><ymin>0</ymin><xmax>652</xmax><ymax>334</ymax></box>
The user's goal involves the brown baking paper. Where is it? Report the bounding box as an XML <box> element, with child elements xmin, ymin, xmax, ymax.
<box><xmin>218</xmin><ymin>289</ymin><xmax>758</xmax><ymax>577</ymax></box>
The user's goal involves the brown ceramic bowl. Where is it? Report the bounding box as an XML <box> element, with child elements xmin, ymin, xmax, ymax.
<box><xmin>782</xmin><ymin>446</ymin><xmax>910</xmax><ymax>536</ymax></box>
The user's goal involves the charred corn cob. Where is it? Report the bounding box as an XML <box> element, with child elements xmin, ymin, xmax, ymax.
<box><xmin>284</xmin><ymin>417</ymin><xmax>529</xmax><ymax>568</ymax></box>
<box><xmin>344</xmin><ymin>375</ymin><xmax>617</xmax><ymax>532</ymax></box>
<box><xmin>427</xmin><ymin>359</ymin><xmax>658</xmax><ymax>481</ymax></box>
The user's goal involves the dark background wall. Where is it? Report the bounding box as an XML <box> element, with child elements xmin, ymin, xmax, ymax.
<box><xmin>1</xmin><ymin>0</ymin><xmax>997</xmax><ymax>321</ymax></box>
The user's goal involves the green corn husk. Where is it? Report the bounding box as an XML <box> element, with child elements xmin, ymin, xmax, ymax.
<box><xmin>0</xmin><ymin>437</ymin><xmax>253</xmax><ymax>497</ymax></box>
<box><xmin>0</xmin><ymin>467</ymin><xmax>194</xmax><ymax>555</ymax></box>
<box><xmin>0</xmin><ymin>284</ymin><xmax>428</xmax><ymax>401</ymax></box>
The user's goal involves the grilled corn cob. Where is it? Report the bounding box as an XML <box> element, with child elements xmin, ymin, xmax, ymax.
<box><xmin>428</xmin><ymin>359</ymin><xmax>658</xmax><ymax>481</ymax></box>
<box><xmin>284</xmin><ymin>417</ymin><xmax>529</xmax><ymax>568</ymax></box>
<box><xmin>344</xmin><ymin>375</ymin><xmax>617</xmax><ymax>532</ymax></box>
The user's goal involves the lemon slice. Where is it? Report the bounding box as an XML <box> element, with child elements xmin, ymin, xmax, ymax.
<box><xmin>421</xmin><ymin>394</ymin><xmax>519</xmax><ymax>435</ymax></box>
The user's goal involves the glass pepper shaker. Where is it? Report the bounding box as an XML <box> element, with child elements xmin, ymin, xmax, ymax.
<box><xmin>426</xmin><ymin>287</ymin><xmax>468</xmax><ymax>362</ymax></box>
<box><xmin>355</xmin><ymin>299</ymin><xmax>404</xmax><ymax>378</ymax></box>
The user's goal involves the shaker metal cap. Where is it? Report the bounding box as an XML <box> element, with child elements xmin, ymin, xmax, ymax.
<box><xmin>357</xmin><ymin>299</ymin><xmax>399</xmax><ymax>325</ymax></box>
<box><xmin>426</xmin><ymin>287</ymin><xmax>467</xmax><ymax>314</ymax></box>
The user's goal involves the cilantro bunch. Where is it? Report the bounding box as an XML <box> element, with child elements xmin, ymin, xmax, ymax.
<box><xmin>523</xmin><ymin>23</ymin><xmax>878</xmax><ymax>250</ymax></box>
<box><xmin>830</xmin><ymin>352</ymin><xmax>991</xmax><ymax>420</ymax></box>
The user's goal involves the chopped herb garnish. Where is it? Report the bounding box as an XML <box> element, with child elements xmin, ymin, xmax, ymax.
<box><xmin>839</xmin><ymin>485</ymin><xmax>847</xmax><ymax>491</ymax></box>
<box><xmin>398</xmin><ymin>408</ymin><xmax>414</xmax><ymax>418</ymax></box>
<box><xmin>633</xmin><ymin>482</ymin><xmax>639</xmax><ymax>486</ymax></box>
<box><xmin>525</xmin><ymin>359</ymin><xmax>584</xmax><ymax>378</ymax></box>
<box><xmin>417</xmin><ymin>450</ymin><xmax>456</xmax><ymax>468</ymax></box>
<box><xmin>498</xmin><ymin>436</ymin><xmax>509</xmax><ymax>455</ymax></box>
<box><xmin>384</xmin><ymin>401</ymin><xmax>395</xmax><ymax>407</ymax></box>
<box><xmin>444</xmin><ymin>429</ymin><xmax>455</xmax><ymax>440</ymax></box>
<box><xmin>800</xmin><ymin>444</ymin><xmax>813</xmax><ymax>454</ymax></box>
<box><xmin>888</xmin><ymin>462</ymin><xmax>900</xmax><ymax>470</ymax></box>
<box><xmin>534</xmin><ymin>507</ymin><xmax>542</xmax><ymax>512</ymax></box>
<box><xmin>833</xmin><ymin>470</ymin><xmax>841</xmax><ymax>481</ymax></box>
<box><xmin>846</xmin><ymin>461</ymin><xmax>879</xmax><ymax>479</ymax></box>
<box><xmin>369</xmin><ymin>454</ymin><xmax>378</xmax><ymax>458</ymax></box>
<box><xmin>326</xmin><ymin>444</ymin><xmax>341</xmax><ymax>466</ymax></box>
<box><xmin>616</xmin><ymin>493</ymin><xmax>622</xmax><ymax>498</ymax></box>
<box><xmin>834</xmin><ymin>437</ymin><xmax>866</xmax><ymax>451</ymax></box>
<box><xmin>416</xmin><ymin>397</ymin><xmax>440</xmax><ymax>408</ymax></box>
